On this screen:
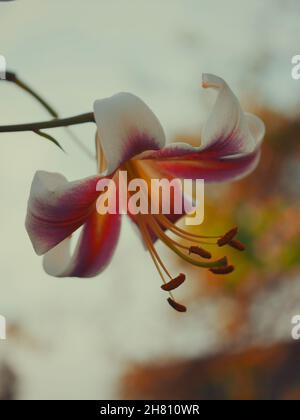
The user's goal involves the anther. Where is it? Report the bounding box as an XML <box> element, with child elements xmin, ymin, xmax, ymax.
<box><xmin>216</xmin><ymin>256</ymin><xmax>228</xmax><ymax>267</ymax></box>
<box><xmin>209</xmin><ymin>265</ymin><xmax>235</xmax><ymax>275</ymax></box>
<box><xmin>229</xmin><ymin>239</ymin><xmax>246</xmax><ymax>251</ymax></box>
<box><xmin>167</xmin><ymin>298</ymin><xmax>187</xmax><ymax>313</ymax></box>
<box><xmin>161</xmin><ymin>274</ymin><xmax>186</xmax><ymax>291</ymax></box>
<box><xmin>217</xmin><ymin>227</ymin><xmax>238</xmax><ymax>247</ymax></box>
<box><xmin>189</xmin><ymin>246</ymin><xmax>212</xmax><ymax>259</ymax></box>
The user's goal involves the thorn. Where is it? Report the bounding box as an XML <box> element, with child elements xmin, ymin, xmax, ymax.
<box><xmin>33</xmin><ymin>130</ymin><xmax>65</xmax><ymax>152</ymax></box>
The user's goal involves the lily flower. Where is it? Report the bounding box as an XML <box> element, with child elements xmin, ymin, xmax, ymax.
<box><xmin>25</xmin><ymin>74</ymin><xmax>265</xmax><ymax>312</ymax></box>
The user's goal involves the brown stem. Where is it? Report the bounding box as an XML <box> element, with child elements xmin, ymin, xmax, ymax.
<box><xmin>0</xmin><ymin>113</ymin><xmax>95</xmax><ymax>133</ymax></box>
<box><xmin>1</xmin><ymin>70</ymin><xmax>96</xmax><ymax>158</ymax></box>
<box><xmin>5</xmin><ymin>71</ymin><xmax>59</xmax><ymax>118</ymax></box>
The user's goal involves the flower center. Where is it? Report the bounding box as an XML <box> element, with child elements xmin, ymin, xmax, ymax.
<box><xmin>124</xmin><ymin>160</ymin><xmax>245</xmax><ymax>312</ymax></box>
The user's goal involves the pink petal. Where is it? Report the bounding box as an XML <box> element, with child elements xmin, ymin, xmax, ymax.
<box><xmin>43</xmin><ymin>210</ymin><xmax>121</xmax><ymax>278</ymax></box>
<box><xmin>25</xmin><ymin>171</ymin><xmax>102</xmax><ymax>255</ymax></box>
<box><xmin>138</xmin><ymin>74</ymin><xmax>265</xmax><ymax>183</ymax></box>
<box><xmin>142</xmin><ymin>149</ymin><xmax>261</xmax><ymax>182</ymax></box>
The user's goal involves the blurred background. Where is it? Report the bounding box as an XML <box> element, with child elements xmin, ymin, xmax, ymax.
<box><xmin>0</xmin><ymin>0</ymin><xmax>300</xmax><ymax>400</ymax></box>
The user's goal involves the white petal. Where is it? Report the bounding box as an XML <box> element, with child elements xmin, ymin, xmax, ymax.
<box><xmin>245</xmin><ymin>112</ymin><xmax>266</xmax><ymax>148</ymax></box>
<box><xmin>93</xmin><ymin>93</ymin><xmax>166</xmax><ymax>174</ymax></box>
<box><xmin>201</xmin><ymin>73</ymin><xmax>265</xmax><ymax>154</ymax></box>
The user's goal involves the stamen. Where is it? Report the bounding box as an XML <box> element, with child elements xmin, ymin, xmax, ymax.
<box><xmin>167</xmin><ymin>298</ymin><xmax>187</xmax><ymax>313</ymax></box>
<box><xmin>125</xmin><ymin>161</ymin><xmax>240</xmax><ymax>308</ymax></box>
<box><xmin>210</xmin><ymin>265</ymin><xmax>235</xmax><ymax>275</ymax></box>
<box><xmin>217</xmin><ymin>227</ymin><xmax>238</xmax><ymax>247</ymax></box>
<box><xmin>146</xmin><ymin>217</ymin><xmax>228</xmax><ymax>269</ymax></box>
<box><xmin>138</xmin><ymin>219</ymin><xmax>172</xmax><ymax>280</ymax></box>
<box><xmin>161</xmin><ymin>274</ymin><xmax>186</xmax><ymax>291</ymax></box>
<box><xmin>157</xmin><ymin>214</ymin><xmax>220</xmax><ymax>242</ymax></box>
<box><xmin>228</xmin><ymin>239</ymin><xmax>246</xmax><ymax>251</ymax></box>
<box><xmin>189</xmin><ymin>246</ymin><xmax>212</xmax><ymax>259</ymax></box>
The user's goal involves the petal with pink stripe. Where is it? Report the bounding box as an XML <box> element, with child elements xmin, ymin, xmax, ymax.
<box><xmin>93</xmin><ymin>93</ymin><xmax>166</xmax><ymax>175</ymax></box>
<box><xmin>43</xmin><ymin>210</ymin><xmax>122</xmax><ymax>278</ymax></box>
<box><xmin>26</xmin><ymin>171</ymin><xmax>102</xmax><ymax>255</ymax></box>
<box><xmin>138</xmin><ymin>74</ymin><xmax>265</xmax><ymax>183</ymax></box>
<box><xmin>142</xmin><ymin>150</ymin><xmax>261</xmax><ymax>183</ymax></box>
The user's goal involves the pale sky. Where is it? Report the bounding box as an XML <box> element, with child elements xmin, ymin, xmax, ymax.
<box><xmin>0</xmin><ymin>0</ymin><xmax>299</xmax><ymax>399</ymax></box>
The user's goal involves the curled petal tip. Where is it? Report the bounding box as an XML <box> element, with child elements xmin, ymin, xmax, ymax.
<box><xmin>202</xmin><ymin>73</ymin><xmax>225</xmax><ymax>90</ymax></box>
